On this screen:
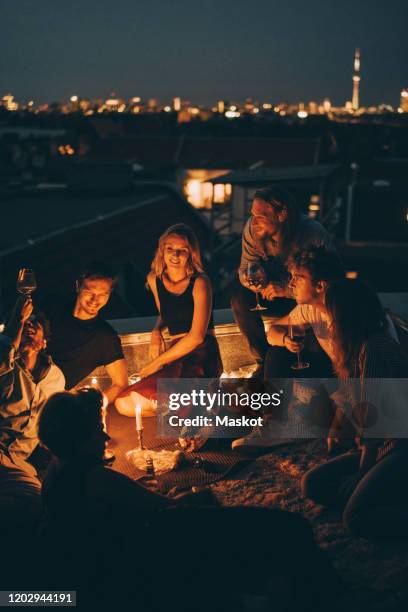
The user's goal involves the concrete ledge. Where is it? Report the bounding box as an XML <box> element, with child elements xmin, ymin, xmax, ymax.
<box><xmin>83</xmin><ymin>296</ymin><xmax>408</xmax><ymax>387</ymax></box>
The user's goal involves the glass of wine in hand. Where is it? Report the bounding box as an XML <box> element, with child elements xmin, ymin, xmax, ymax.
<box><xmin>17</xmin><ymin>268</ymin><xmax>37</xmax><ymax>297</ymax></box>
<box><xmin>288</xmin><ymin>318</ymin><xmax>310</xmax><ymax>371</ymax></box>
<box><xmin>247</xmin><ymin>263</ymin><xmax>268</xmax><ymax>312</ymax></box>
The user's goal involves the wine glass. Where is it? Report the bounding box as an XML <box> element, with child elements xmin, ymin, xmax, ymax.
<box><xmin>288</xmin><ymin>318</ymin><xmax>310</xmax><ymax>370</ymax></box>
<box><xmin>17</xmin><ymin>268</ymin><xmax>37</xmax><ymax>297</ymax></box>
<box><xmin>247</xmin><ymin>263</ymin><xmax>267</xmax><ymax>312</ymax></box>
<box><xmin>100</xmin><ymin>392</ymin><xmax>115</xmax><ymax>463</ymax></box>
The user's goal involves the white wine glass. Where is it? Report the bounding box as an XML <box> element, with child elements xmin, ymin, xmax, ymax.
<box><xmin>17</xmin><ymin>268</ymin><xmax>37</xmax><ymax>297</ymax></box>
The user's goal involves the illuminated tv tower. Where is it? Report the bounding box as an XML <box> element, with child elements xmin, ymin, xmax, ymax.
<box><xmin>352</xmin><ymin>48</ymin><xmax>361</xmax><ymax>111</ymax></box>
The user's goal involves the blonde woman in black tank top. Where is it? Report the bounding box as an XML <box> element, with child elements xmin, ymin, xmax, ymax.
<box><xmin>139</xmin><ymin>224</ymin><xmax>222</xmax><ymax>380</ymax></box>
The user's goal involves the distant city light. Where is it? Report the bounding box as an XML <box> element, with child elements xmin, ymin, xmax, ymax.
<box><xmin>323</xmin><ymin>98</ymin><xmax>331</xmax><ymax>112</ymax></box>
<box><xmin>346</xmin><ymin>271</ymin><xmax>359</xmax><ymax>279</ymax></box>
<box><xmin>3</xmin><ymin>87</ymin><xmax>408</xmax><ymax>119</ymax></box>
<box><xmin>225</xmin><ymin>110</ymin><xmax>240</xmax><ymax>118</ymax></box>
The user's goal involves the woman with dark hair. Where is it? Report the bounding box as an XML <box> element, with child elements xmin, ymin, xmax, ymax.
<box><xmin>115</xmin><ymin>223</ymin><xmax>223</xmax><ymax>418</ymax></box>
<box><xmin>302</xmin><ymin>279</ymin><xmax>408</xmax><ymax>538</ymax></box>
<box><xmin>231</xmin><ymin>184</ymin><xmax>332</xmax><ymax>379</ymax></box>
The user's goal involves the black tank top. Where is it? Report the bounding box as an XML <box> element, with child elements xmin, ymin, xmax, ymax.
<box><xmin>156</xmin><ymin>274</ymin><xmax>214</xmax><ymax>336</ymax></box>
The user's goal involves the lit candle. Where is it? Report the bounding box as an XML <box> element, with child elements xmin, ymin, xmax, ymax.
<box><xmin>135</xmin><ymin>404</ymin><xmax>143</xmax><ymax>431</ymax></box>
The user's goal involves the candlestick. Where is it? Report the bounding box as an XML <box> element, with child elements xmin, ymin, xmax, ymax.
<box><xmin>137</xmin><ymin>429</ymin><xmax>144</xmax><ymax>450</ymax></box>
<box><xmin>135</xmin><ymin>404</ymin><xmax>144</xmax><ymax>449</ymax></box>
<box><xmin>135</xmin><ymin>404</ymin><xmax>143</xmax><ymax>431</ymax></box>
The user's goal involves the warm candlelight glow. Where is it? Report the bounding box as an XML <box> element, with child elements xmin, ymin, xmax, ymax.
<box><xmin>135</xmin><ymin>404</ymin><xmax>143</xmax><ymax>431</ymax></box>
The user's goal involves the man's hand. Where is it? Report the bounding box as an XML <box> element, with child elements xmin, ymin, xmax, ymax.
<box><xmin>241</xmin><ymin>270</ymin><xmax>263</xmax><ymax>293</ymax></box>
<box><xmin>260</xmin><ymin>283</ymin><xmax>286</xmax><ymax>300</ymax></box>
<box><xmin>10</xmin><ymin>297</ymin><xmax>33</xmax><ymax>325</ymax></box>
<box><xmin>283</xmin><ymin>334</ymin><xmax>303</xmax><ymax>353</ymax></box>
<box><xmin>20</xmin><ymin>298</ymin><xmax>33</xmax><ymax>322</ymax></box>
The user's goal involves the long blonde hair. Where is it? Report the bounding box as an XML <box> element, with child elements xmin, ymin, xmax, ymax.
<box><xmin>149</xmin><ymin>224</ymin><xmax>205</xmax><ymax>279</ymax></box>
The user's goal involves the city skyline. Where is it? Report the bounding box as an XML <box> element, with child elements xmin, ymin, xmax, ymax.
<box><xmin>1</xmin><ymin>0</ymin><xmax>406</xmax><ymax>107</ymax></box>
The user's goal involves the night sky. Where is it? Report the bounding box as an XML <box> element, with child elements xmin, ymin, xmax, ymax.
<box><xmin>2</xmin><ymin>0</ymin><xmax>406</xmax><ymax>107</ymax></box>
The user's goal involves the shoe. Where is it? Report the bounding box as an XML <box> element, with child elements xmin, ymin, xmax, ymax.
<box><xmin>231</xmin><ymin>424</ymin><xmax>293</xmax><ymax>453</ymax></box>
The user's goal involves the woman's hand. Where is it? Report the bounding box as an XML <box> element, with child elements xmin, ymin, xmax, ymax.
<box><xmin>149</xmin><ymin>331</ymin><xmax>165</xmax><ymax>360</ymax></box>
<box><xmin>139</xmin><ymin>359</ymin><xmax>163</xmax><ymax>379</ymax></box>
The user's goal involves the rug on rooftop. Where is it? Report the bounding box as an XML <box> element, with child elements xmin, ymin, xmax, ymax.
<box><xmin>108</xmin><ymin>409</ymin><xmax>253</xmax><ymax>493</ymax></box>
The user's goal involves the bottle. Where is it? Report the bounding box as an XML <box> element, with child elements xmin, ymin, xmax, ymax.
<box><xmin>145</xmin><ymin>457</ymin><xmax>155</xmax><ymax>479</ymax></box>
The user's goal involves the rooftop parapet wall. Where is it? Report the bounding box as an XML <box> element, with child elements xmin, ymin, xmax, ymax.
<box><xmin>83</xmin><ymin>309</ymin><xmax>259</xmax><ymax>387</ymax></box>
<box><xmin>82</xmin><ymin>295</ymin><xmax>408</xmax><ymax>388</ymax></box>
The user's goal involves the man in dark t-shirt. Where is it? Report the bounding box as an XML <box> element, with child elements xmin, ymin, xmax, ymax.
<box><xmin>46</xmin><ymin>263</ymin><xmax>128</xmax><ymax>403</ymax></box>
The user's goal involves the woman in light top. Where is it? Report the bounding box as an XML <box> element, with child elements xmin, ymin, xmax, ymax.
<box><xmin>115</xmin><ymin>224</ymin><xmax>223</xmax><ymax>416</ymax></box>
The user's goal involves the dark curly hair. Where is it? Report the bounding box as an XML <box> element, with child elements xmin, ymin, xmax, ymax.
<box><xmin>291</xmin><ymin>246</ymin><xmax>345</xmax><ymax>284</ymax></box>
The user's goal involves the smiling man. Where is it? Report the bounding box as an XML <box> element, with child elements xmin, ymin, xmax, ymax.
<box><xmin>45</xmin><ymin>263</ymin><xmax>128</xmax><ymax>402</ymax></box>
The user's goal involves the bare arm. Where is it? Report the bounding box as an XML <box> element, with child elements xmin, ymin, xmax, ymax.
<box><xmin>147</xmin><ymin>273</ymin><xmax>166</xmax><ymax>359</ymax></box>
<box><xmin>104</xmin><ymin>358</ymin><xmax>129</xmax><ymax>403</ymax></box>
<box><xmin>139</xmin><ymin>275</ymin><xmax>212</xmax><ymax>378</ymax></box>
